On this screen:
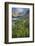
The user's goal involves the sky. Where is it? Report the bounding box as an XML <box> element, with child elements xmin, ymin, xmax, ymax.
<box><xmin>12</xmin><ymin>8</ymin><xmax>29</xmax><ymax>17</ymax></box>
<box><xmin>12</xmin><ymin>8</ymin><xmax>24</xmax><ymax>13</ymax></box>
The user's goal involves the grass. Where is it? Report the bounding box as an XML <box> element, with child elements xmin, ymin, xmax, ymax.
<box><xmin>12</xmin><ymin>17</ymin><xmax>29</xmax><ymax>38</ymax></box>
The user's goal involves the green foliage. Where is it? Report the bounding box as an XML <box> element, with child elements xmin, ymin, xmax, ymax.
<box><xmin>12</xmin><ymin>18</ymin><xmax>29</xmax><ymax>38</ymax></box>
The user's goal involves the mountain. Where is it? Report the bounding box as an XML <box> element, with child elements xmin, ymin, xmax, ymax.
<box><xmin>12</xmin><ymin>9</ymin><xmax>29</xmax><ymax>20</ymax></box>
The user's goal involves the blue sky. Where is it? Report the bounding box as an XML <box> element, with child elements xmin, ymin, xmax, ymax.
<box><xmin>12</xmin><ymin>8</ymin><xmax>29</xmax><ymax>17</ymax></box>
<box><xmin>12</xmin><ymin>8</ymin><xmax>29</xmax><ymax>13</ymax></box>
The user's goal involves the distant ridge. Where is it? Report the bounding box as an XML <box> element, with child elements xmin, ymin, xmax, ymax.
<box><xmin>12</xmin><ymin>9</ymin><xmax>29</xmax><ymax>20</ymax></box>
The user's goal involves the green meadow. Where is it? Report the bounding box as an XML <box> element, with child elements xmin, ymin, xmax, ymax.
<box><xmin>12</xmin><ymin>17</ymin><xmax>29</xmax><ymax>38</ymax></box>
